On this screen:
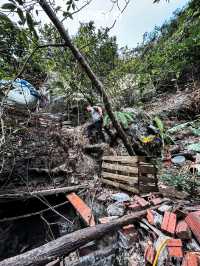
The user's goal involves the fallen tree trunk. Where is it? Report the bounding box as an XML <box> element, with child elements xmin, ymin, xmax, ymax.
<box><xmin>39</xmin><ymin>0</ymin><xmax>134</xmax><ymax>156</ymax></box>
<box><xmin>0</xmin><ymin>209</ymin><xmax>148</xmax><ymax>266</ymax></box>
<box><xmin>0</xmin><ymin>185</ymin><xmax>86</xmax><ymax>199</ymax></box>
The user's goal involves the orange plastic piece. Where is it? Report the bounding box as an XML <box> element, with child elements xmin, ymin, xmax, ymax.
<box><xmin>67</xmin><ymin>193</ymin><xmax>95</xmax><ymax>226</ymax></box>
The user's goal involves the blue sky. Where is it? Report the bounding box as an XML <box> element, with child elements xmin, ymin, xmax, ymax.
<box><xmin>64</xmin><ymin>0</ymin><xmax>190</xmax><ymax>48</ymax></box>
<box><xmin>1</xmin><ymin>0</ymin><xmax>191</xmax><ymax>48</ymax></box>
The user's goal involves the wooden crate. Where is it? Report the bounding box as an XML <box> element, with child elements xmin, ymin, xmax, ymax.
<box><xmin>101</xmin><ymin>156</ymin><xmax>158</xmax><ymax>193</ymax></box>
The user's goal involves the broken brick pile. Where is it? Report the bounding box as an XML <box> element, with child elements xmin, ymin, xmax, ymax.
<box><xmin>65</xmin><ymin>192</ymin><xmax>200</xmax><ymax>266</ymax></box>
<box><xmin>97</xmin><ymin>193</ymin><xmax>200</xmax><ymax>265</ymax></box>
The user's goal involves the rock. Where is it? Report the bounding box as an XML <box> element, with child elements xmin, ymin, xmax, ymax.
<box><xmin>107</xmin><ymin>202</ymin><xmax>125</xmax><ymax>217</ymax></box>
<box><xmin>111</xmin><ymin>193</ymin><xmax>130</xmax><ymax>203</ymax></box>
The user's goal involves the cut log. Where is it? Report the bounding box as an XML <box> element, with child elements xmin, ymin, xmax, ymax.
<box><xmin>0</xmin><ymin>209</ymin><xmax>150</xmax><ymax>266</ymax></box>
<box><xmin>102</xmin><ymin>162</ymin><xmax>138</xmax><ymax>175</ymax></box>
<box><xmin>101</xmin><ymin>178</ymin><xmax>139</xmax><ymax>193</ymax></box>
<box><xmin>102</xmin><ymin>172</ymin><xmax>138</xmax><ymax>184</ymax></box>
<box><xmin>0</xmin><ymin>185</ymin><xmax>86</xmax><ymax>199</ymax></box>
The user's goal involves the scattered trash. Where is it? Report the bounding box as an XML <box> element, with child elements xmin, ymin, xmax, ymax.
<box><xmin>171</xmin><ymin>155</ymin><xmax>186</xmax><ymax>165</ymax></box>
<box><xmin>111</xmin><ymin>192</ymin><xmax>130</xmax><ymax>202</ymax></box>
<box><xmin>107</xmin><ymin>202</ymin><xmax>125</xmax><ymax>216</ymax></box>
<box><xmin>0</xmin><ymin>79</ymin><xmax>41</xmax><ymax>110</ymax></box>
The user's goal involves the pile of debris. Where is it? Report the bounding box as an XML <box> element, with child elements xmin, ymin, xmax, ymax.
<box><xmin>72</xmin><ymin>191</ymin><xmax>200</xmax><ymax>266</ymax></box>
<box><xmin>0</xmin><ymin>108</ymin><xmax>98</xmax><ymax>192</ymax></box>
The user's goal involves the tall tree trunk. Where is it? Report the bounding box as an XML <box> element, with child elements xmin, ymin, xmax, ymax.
<box><xmin>39</xmin><ymin>0</ymin><xmax>134</xmax><ymax>156</ymax></box>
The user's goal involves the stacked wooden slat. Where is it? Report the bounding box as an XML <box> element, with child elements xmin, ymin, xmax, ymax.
<box><xmin>101</xmin><ymin>156</ymin><xmax>158</xmax><ymax>193</ymax></box>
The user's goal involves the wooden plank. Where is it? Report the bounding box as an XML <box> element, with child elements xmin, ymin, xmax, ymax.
<box><xmin>102</xmin><ymin>156</ymin><xmax>139</xmax><ymax>164</ymax></box>
<box><xmin>102</xmin><ymin>162</ymin><xmax>138</xmax><ymax>174</ymax></box>
<box><xmin>139</xmin><ymin>164</ymin><xmax>157</xmax><ymax>174</ymax></box>
<box><xmin>139</xmin><ymin>175</ymin><xmax>156</xmax><ymax>183</ymax></box>
<box><xmin>101</xmin><ymin>178</ymin><xmax>139</xmax><ymax>193</ymax></box>
<box><xmin>102</xmin><ymin>172</ymin><xmax>138</xmax><ymax>184</ymax></box>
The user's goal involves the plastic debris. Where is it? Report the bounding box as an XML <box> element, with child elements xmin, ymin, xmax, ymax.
<box><xmin>171</xmin><ymin>155</ymin><xmax>186</xmax><ymax>165</ymax></box>
<box><xmin>111</xmin><ymin>192</ymin><xmax>130</xmax><ymax>202</ymax></box>
<box><xmin>107</xmin><ymin>202</ymin><xmax>125</xmax><ymax>216</ymax></box>
<box><xmin>0</xmin><ymin>79</ymin><xmax>41</xmax><ymax>110</ymax></box>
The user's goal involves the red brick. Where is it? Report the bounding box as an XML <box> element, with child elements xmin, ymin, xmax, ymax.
<box><xmin>151</xmin><ymin>197</ymin><xmax>162</xmax><ymax>205</ymax></box>
<box><xmin>144</xmin><ymin>243</ymin><xmax>156</xmax><ymax>264</ymax></box>
<box><xmin>133</xmin><ymin>195</ymin><xmax>149</xmax><ymax>207</ymax></box>
<box><xmin>176</xmin><ymin>220</ymin><xmax>191</xmax><ymax>240</ymax></box>
<box><xmin>167</xmin><ymin>239</ymin><xmax>183</xmax><ymax>258</ymax></box>
<box><xmin>67</xmin><ymin>193</ymin><xmax>95</xmax><ymax>226</ymax></box>
<box><xmin>147</xmin><ymin>209</ymin><xmax>154</xmax><ymax>225</ymax></box>
<box><xmin>161</xmin><ymin>211</ymin><xmax>177</xmax><ymax>235</ymax></box>
<box><xmin>185</xmin><ymin>211</ymin><xmax>200</xmax><ymax>244</ymax></box>
<box><xmin>182</xmin><ymin>252</ymin><xmax>199</xmax><ymax>266</ymax></box>
<box><xmin>128</xmin><ymin>202</ymin><xmax>141</xmax><ymax>211</ymax></box>
<box><xmin>122</xmin><ymin>224</ymin><xmax>135</xmax><ymax>234</ymax></box>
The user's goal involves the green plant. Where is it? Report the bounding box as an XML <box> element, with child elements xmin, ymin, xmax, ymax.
<box><xmin>103</xmin><ymin>111</ymin><xmax>134</xmax><ymax>129</ymax></box>
<box><xmin>160</xmin><ymin>173</ymin><xmax>200</xmax><ymax>193</ymax></box>
<box><xmin>154</xmin><ymin>116</ymin><xmax>174</xmax><ymax>146</ymax></box>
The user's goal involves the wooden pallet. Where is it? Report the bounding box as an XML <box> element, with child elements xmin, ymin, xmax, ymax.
<box><xmin>101</xmin><ymin>156</ymin><xmax>158</xmax><ymax>193</ymax></box>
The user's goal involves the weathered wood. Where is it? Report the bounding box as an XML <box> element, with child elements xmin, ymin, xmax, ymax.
<box><xmin>101</xmin><ymin>178</ymin><xmax>139</xmax><ymax>193</ymax></box>
<box><xmin>102</xmin><ymin>156</ymin><xmax>139</xmax><ymax>164</ymax></box>
<box><xmin>102</xmin><ymin>171</ymin><xmax>138</xmax><ymax>184</ymax></box>
<box><xmin>139</xmin><ymin>163</ymin><xmax>157</xmax><ymax>174</ymax></box>
<box><xmin>0</xmin><ymin>209</ymin><xmax>149</xmax><ymax>266</ymax></box>
<box><xmin>139</xmin><ymin>176</ymin><xmax>156</xmax><ymax>183</ymax></box>
<box><xmin>0</xmin><ymin>185</ymin><xmax>86</xmax><ymax>199</ymax></box>
<box><xmin>102</xmin><ymin>162</ymin><xmax>138</xmax><ymax>174</ymax></box>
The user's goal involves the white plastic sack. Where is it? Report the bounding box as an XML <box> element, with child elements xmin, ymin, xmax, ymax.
<box><xmin>0</xmin><ymin>79</ymin><xmax>40</xmax><ymax>110</ymax></box>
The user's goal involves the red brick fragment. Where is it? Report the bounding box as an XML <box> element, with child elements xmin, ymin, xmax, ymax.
<box><xmin>185</xmin><ymin>211</ymin><xmax>200</xmax><ymax>244</ymax></box>
<box><xmin>151</xmin><ymin>197</ymin><xmax>162</xmax><ymax>206</ymax></box>
<box><xmin>161</xmin><ymin>211</ymin><xmax>177</xmax><ymax>235</ymax></box>
<box><xmin>128</xmin><ymin>202</ymin><xmax>141</xmax><ymax>211</ymax></box>
<box><xmin>67</xmin><ymin>193</ymin><xmax>95</xmax><ymax>226</ymax></box>
<box><xmin>133</xmin><ymin>195</ymin><xmax>149</xmax><ymax>207</ymax></box>
<box><xmin>122</xmin><ymin>224</ymin><xmax>135</xmax><ymax>234</ymax></box>
<box><xmin>99</xmin><ymin>216</ymin><xmax>118</xmax><ymax>224</ymax></box>
<box><xmin>182</xmin><ymin>252</ymin><xmax>199</xmax><ymax>266</ymax></box>
<box><xmin>144</xmin><ymin>243</ymin><xmax>156</xmax><ymax>264</ymax></box>
<box><xmin>176</xmin><ymin>220</ymin><xmax>191</xmax><ymax>240</ymax></box>
<box><xmin>147</xmin><ymin>209</ymin><xmax>154</xmax><ymax>225</ymax></box>
<box><xmin>167</xmin><ymin>239</ymin><xmax>183</xmax><ymax>258</ymax></box>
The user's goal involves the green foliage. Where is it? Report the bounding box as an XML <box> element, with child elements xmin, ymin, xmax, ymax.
<box><xmin>160</xmin><ymin>173</ymin><xmax>200</xmax><ymax>193</ymax></box>
<box><xmin>153</xmin><ymin>116</ymin><xmax>174</xmax><ymax>145</ymax></box>
<box><xmin>103</xmin><ymin>111</ymin><xmax>134</xmax><ymax>129</ymax></box>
